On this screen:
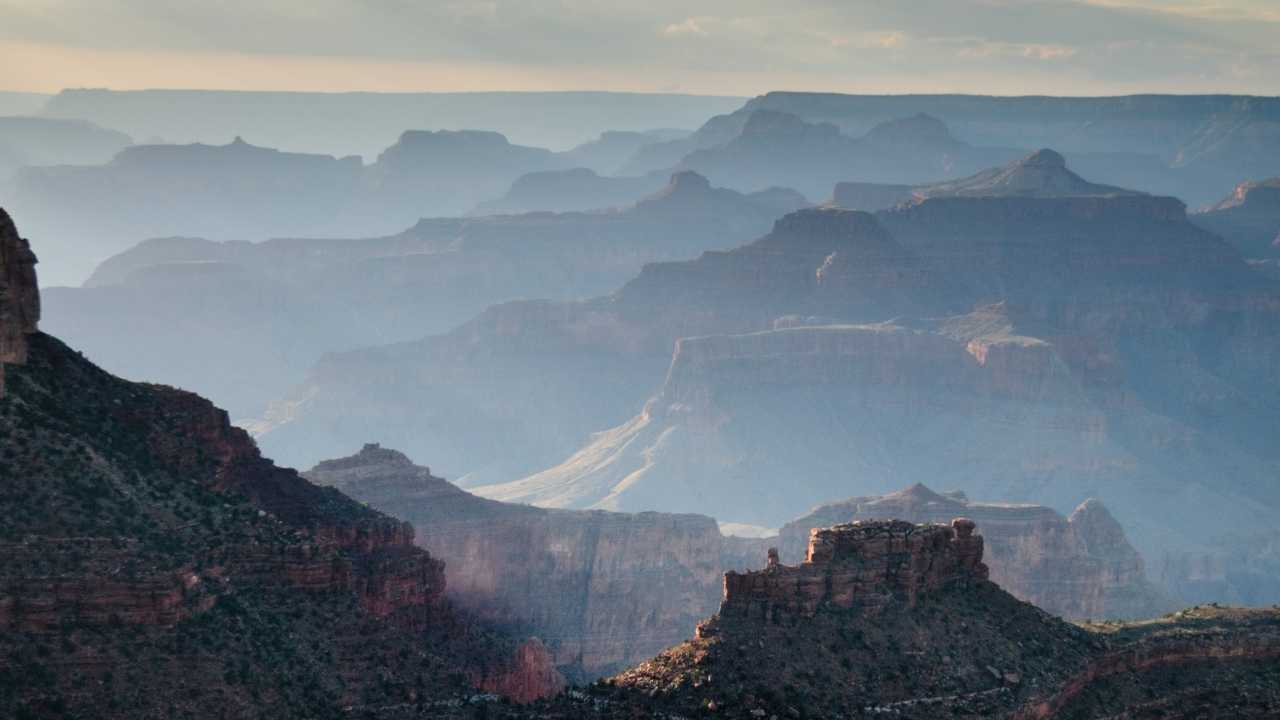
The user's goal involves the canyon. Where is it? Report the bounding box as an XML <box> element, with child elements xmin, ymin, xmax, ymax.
<box><xmin>544</xmin><ymin>519</ymin><xmax>1280</xmax><ymax>719</ymax></box>
<box><xmin>302</xmin><ymin>443</ymin><xmax>1171</xmax><ymax>684</ymax></box>
<box><xmin>44</xmin><ymin>170</ymin><xmax>799</xmax><ymax>420</ymax></box>
<box><xmin>0</xmin><ymin>212</ymin><xmax>565</xmax><ymax>717</ymax></box>
<box><xmin>468</xmin><ymin>166</ymin><xmax>1280</xmax><ymax>586</ymax></box>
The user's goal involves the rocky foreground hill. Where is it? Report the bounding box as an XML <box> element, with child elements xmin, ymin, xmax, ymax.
<box><xmin>0</xmin><ymin>210</ymin><xmax>565</xmax><ymax>717</ymax></box>
<box><xmin>501</xmin><ymin>519</ymin><xmax>1280</xmax><ymax>718</ymax></box>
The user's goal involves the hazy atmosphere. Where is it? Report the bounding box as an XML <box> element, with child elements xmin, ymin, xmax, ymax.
<box><xmin>3</xmin><ymin>0</ymin><xmax>1280</xmax><ymax>94</ymax></box>
<box><xmin>2</xmin><ymin>2</ymin><xmax>1280</xmax><ymax>718</ymax></box>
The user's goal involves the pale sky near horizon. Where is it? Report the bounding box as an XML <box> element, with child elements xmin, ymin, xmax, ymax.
<box><xmin>1</xmin><ymin>0</ymin><xmax>1277</xmax><ymax>96</ymax></box>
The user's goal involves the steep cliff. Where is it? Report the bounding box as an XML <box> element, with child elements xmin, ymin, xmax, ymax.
<box><xmin>0</xmin><ymin>211</ymin><xmax>564</xmax><ymax>717</ymax></box>
<box><xmin>304</xmin><ymin>443</ymin><xmax>757</xmax><ymax>680</ymax></box>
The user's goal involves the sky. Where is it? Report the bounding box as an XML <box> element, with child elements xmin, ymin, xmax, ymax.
<box><xmin>1</xmin><ymin>0</ymin><xmax>1278</xmax><ymax>96</ymax></box>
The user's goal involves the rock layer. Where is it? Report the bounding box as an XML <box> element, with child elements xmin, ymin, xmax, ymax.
<box><xmin>713</xmin><ymin>519</ymin><xmax>988</xmax><ymax>625</ymax></box>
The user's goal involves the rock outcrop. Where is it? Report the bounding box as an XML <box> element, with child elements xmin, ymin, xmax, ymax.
<box><xmin>774</xmin><ymin>484</ymin><xmax>1168</xmax><ymax>620</ymax></box>
<box><xmin>712</xmin><ymin>519</ymin><xmax>988</xmax><ymax>625</ymax></box>
<box><xmin>0</xmin><ymin>209</ymin><xmax>39</xmax><ymax>396</ymax></box>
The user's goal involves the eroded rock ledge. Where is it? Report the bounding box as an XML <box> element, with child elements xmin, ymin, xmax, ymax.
<box><xmin>705</xmin><ymin>518</ymin><xmax>987</xmax><ymax>630</ymax></box>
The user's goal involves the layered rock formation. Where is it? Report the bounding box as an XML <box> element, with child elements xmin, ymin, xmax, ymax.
<box><xmin>47</xmin><ymin>171</ymin><xmax>794</xmax><ymax>421</ymax></box>
<box><xmin>256</xmin><ymin>155</ymin><xmax>1280</xmax><ymax>610</ymax></box>
<box><xmin>1193</xmin><ymin>177</ymin><xmax>1280</xmax><ymax>259</ymax></box>
<box><xmin>0</xmin><ymin>211</ymin><xmax>564</xmax><ymax>717</ymax></box>
<box><xmin>467</xmin><ymin>186</ymin><xmax>1280</xmax><ymax>605</ymax></box>
<box><xmin>304</xmin><ymin>443</ymin><xmax>762</xmax><ymax>680</ymax></box>
<box><xmin>714</xmin><ymin>519</ymin><xmax>988</xmax><ymax>624</ymax></box>
<box><xmin>773</xmin><ymin>484</ymin><xmax>1168</xmax><ymax>620</ymax></box>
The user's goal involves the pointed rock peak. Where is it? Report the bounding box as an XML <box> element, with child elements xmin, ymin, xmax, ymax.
<box><xmin>1020</xmin><ymin>148</ymin><xmax>1067</xmax><ymax>168</ymax></box>
<box><xmin>1068</xmin><ymin>498</ymin><xmax>1139</xmax><ymax>558</ymax></box>
<box><xmin>914</xmin><ymin>146</ymin><xmax>1141</xmax><ymax>200</ymax></box>
<box><xmin>229</xmin><ymin>135</ymin><xmax>248</xmax><ymax>146</ymax></box>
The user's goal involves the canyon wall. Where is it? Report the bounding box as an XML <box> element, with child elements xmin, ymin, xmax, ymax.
<box><xmin>305</xmin><ymin>444</ymin><xmax>746</xmax><ymax>680</ymax></box>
